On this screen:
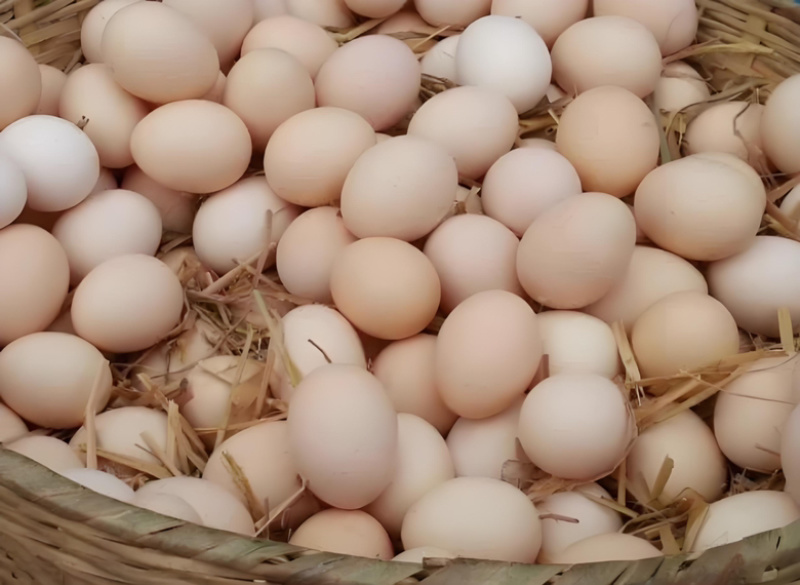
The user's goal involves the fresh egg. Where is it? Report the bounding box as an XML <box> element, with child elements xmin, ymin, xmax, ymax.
<box><xmin>555</xmin><ymin>86</ymin><xmax>659</xmax><ymax>197</ymax></box>
<box><xmin>634</xmin><ymin>153</ymin><xmax>766</xmax><ymax>261</ymax></box>
<box><xmin>365</xmin><ymin>414</ymin><xmax>455</xmax><ymax>539</ymax></box>
<box><xmin>714</xmin><ymin>356</ymin><xmax>800</xmax><ymax>473</ymax></box>
<box><xmin>341</xmin><ymin>136</ymin><xmax>457</xmax><ymax>241</ymax></box>
<box><xmin>101</xmin><ymin>2</ymin><xmax>219</xmax><ymax>104</ymax></box>
<box><xmin>0</xmin><ymin>225</ymin><xmax>69</xmax><ymax>346</ymax></box>
<box><xmin>536</xmin><ymin>311</ymin><xmax>621</xmax><ymax>379</ymax></box>
<box><xmin>684</xmin><ymin>102</ymin><xmax>765</xmax><ymax>161</ymax></box>
<box><xmin>36</xmin><ymin>65</ymin><xmax>67</xmax><ymax>116</ymax></box>
<box><xmin>255</xmin><ymin>0</ymin><xmax>289</xmax><ymax>21</ymax></box>
<box><xmin>420</xmin><ymin>36</ymin><xmax>460</xmax><ymax>81</ymax></box>
<box><xmin>393</xmin><ymin>547</ymin><xmax>457</xmax><ymax>563</ymax></box>
<box><xmin>537</xmin><ymin>484</ymin><xmax>623</xmax><ymax>563</ymax></box>
<box><xmin>761</xmin><ymin>73</ymin><xmax>800</xmax><ymax>174</ymax></box>
<box><xmin>95</xmin><ymin>167</ymin><xmax>119</xmax><ymax>193</ymax></box>
<box><xmin>372</xmin><ymin>334</ymin><xmax>458</xmax><ymax>435</ymax></box>
<box><xmin>79</xmin><ymin>0</ymin><xmax>142</xmax><ymax>64</ymax></box>
<box><xmin>414</xmin><ymin>0</ymin><xmax>490</xmax><ymax>27</ymax></box>
<box><xmin>61</xmin><ymin>468</ymin><xmax>135</xmax><ymax>503</ymax></box>
<box><xmin>626</xmin><ymin>410</ymin><xmax>727</xmax><ymax>506</ymax></box>
<box><xmin>0</xmin><ymin>332</ymin><xmax>112</xmax><ymax>429</ymax></box>
<box><xmin>241</xmin><ymin>16</ymin><xmax>338</xmax><ymax>79</ymax></box>
<box><xmin>224</xmin><ymin>49</ymin><xmax>315</xmax><ymax>151</ymax></box>
<box><xmin>201</xmin><ymin>72</ymin><xmax>227</xmax><ymax>103</ymax></box>
<box><xmin>52</xmin><ymin>189</ymin><xmax>162</xmax><ymax>284</ymax></box>
<box><xmin>264</xmin><ymin>107</ymin><xmax>376</xmax><ymax>207</ymax></box>
<box><xmin>286</xmin><ymin>0</ymin><xmax>355</xmax><ymax>28</ymax></box>
<box><xmin>0</xmin><ymin>37</ymin><xmax>42</xmax><ymax>129</ymax></box>
<box><xmin>407</xmin><ymin>86</ymin><xmax>518</xmax><ymax>180</ymax></box>
<box><xmin>344</xmin><ymin>0</ymin><xmax>405</xmax><ymax>18</ymax></box>
<box><xmin>192</xmin><ymin>176</ymin><xmax>301</xmax><ymax>275</ymax></box>
<box><xmin>780</xmin><ymin>185</ymin><xmax>800</xmax><ymax>224</ymax></box>
<box><xmin>71</xmin><ymin>254</ymin><xmax>184</xmax><ymax>354</ymax></box>
<box><xmin>288</xmin><ymin>364</ymin><xmax>399</xmax><ymax>509</ymax></box>
<box><xmin>0</xmin><ymin>154</ymin><xmax>26</xmax><ymax>229</ymax></box>
<box><xmin>401</xmin><ymin>476</ymin><xmax>542</xmax><ymax>562</ymax></box>
<box><xmin>481</xmin><ymin>147</ymin><xmax>582</xmax><ymax>236</ymax></box>
<box><xmin>490</xmin><ymin>0</ymin><xmax>588</xmax><ymax>47</ymax></box>
<box><xmin>436</xmin><ymin>290</ymin><xmax>542</xmax><ymax>419</ymax></box>
<box><xmin>517</xmin><ymin>193</ymin><xmax>637</xmax><ymax>309</ymax></box>
<box><xmin>653</xmin><ymin>61</ymin><xmax>711</xmax><ymax>113</ymax></box>
<box><xmin>0</xmin><ymin>115</ymin><xmax>100</xmax><ymax>212</ymax></box>
<box><xmin>121</xmin><ymin>166</ymin><xmax>197</xmax><ymax>234</ymax></box>
<box><xmin>518</xmin><ymin>373</ymin><xmax>634</xmax><ymax>481</ymax></box>
<box><xmin>0</xmin><ymin>403</ymin><xmax>27</xmax><ymax>443</ymax></box>
<box><xmin>707</xmin><ymin>236</ymin><xmax>800</xmax><ymax>338</ymax></box>
<box><xmin>445</xmin><ymin>397</ymin><xmax>526</xmax><ymax>480</ymax></box>
<box><xmin>270</xmin><ymin>304</ymin><xmax>367</xmax><ymax>402</ymax></box>
<box><xmin>330</xmin><ymin>237</ymin><xmax>441</xmax><ymax>340</ymax></box>
<box><xmin>376</xmin><ymin>10</ymin><xmax>439</xmax><ymax>52</ymax></box>
<box><xmin>690</xmin><ymin>491</ymin><xmax>800</xmax><ymax>552</ymax></box>
<box><xmin>6</xmin><ymin>435</ymin><xmax>84</xmax><ymax>473</ymax></box>
<box><xmin>550</xmin><ymin>16</ymin><xmax>662</xmax><ymax>98</ymax></box>
<box><xmin>290</xmin><ymin>509</ymin><xmax>394</xmax><ymax>559</ymax></box>
<box><xmin>631</xmin><ymin>291</ymin><xmax>739</xmax><ymax>379</ymax></box>
<box><xmin>130</xmin><ymin>100</ymin><xmax>252</xmax><ymax>194</ymax></box>
<box><xmin>455</xmin><ymin>16</ymin><xmax>551</xmax><ymax>114</ymax></box>
<box><xmin>585</xmin><ymin>245</ymin><xmax>709</xmax><ymax>333</ymax></box>
<box><xmin>316</xmin><ymin>35</ymin><xmax>420</xmax><ymax>131</ymax></box>
<box><xmin>70</xmin><ymin>406</ymin><xmax>169</xmax><ymax>467</ymax></box>
<box><xmin>131</xmin><ymin>492</ymin><xmax>203</xmax><ymax>524</ymax></box>
<box><xmin>593</xmin><ymin>0</ymin><xmax>698</xmax><ymax>56</ymax></box>
<box><xmin>135</xmin><ymin>476</ymin><xmax>256</xmax><ymax>536</ymax></box>
<box><xmin>547</xmin><ymin>533</ymin><xmax>663</xmax><ymax>564</ymax></box>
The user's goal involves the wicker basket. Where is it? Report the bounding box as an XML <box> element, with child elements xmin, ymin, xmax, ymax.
<box><xmin>2</xmin><ymin>1</ymin><xmax>800</xmax><ymax>584</ymax></box>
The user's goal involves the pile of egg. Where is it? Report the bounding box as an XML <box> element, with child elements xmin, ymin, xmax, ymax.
<box><xmin>1</xmin><ymin>0</ymin><xmax>800</xmax><ymax>566</ymax></box>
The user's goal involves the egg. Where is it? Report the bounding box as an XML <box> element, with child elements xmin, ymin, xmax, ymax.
<box><xmin>407</xmin><ymin>86</ymin><xmax>519</xmax><ymax>180</ymax></box>
<box><xmin>255</xmin><ymin>0</ymin><xmax>289</xmax><ymax>20</ymax></box>
<box><xmin>536</xmin><ymin>311</ymin><xmax>621</xmax><ymax>379</ymax></box>
<box><xmin>414</xmin><ymin>0</ymin><xmax>490</xmax><ymax>27</ymax></box>
<box><xmin>420</xmin><ymin>36</ymin><xmax>460</xmax><ymax>81</ymax></box>
<box><xmin>455</xmin><ymin>15</ymin><xmax>551</xmax><ymax>114</ymax></box>
<box><xmin>288</xmin><ymin>364</ymin><xmax>399</xmax><ymax>509</ymax></box>
<box><xmin>192</xmin><ymin>176</ymin><xmax>301</xmax><ymax>275</ymax></box>
<box><xmin>684</xmin><ymin>102</ymin><xmax>765</xmax><ymax>161</ymax></box>
<box><xmin>401</xmin><ymin>476</ymin><xmax>542</xmax><ymax>563</ymax></box>
<box><xmin>490</xmin><ymin>0</ymin><xmax>588</xmax><ymax>47</ymax></box>
<box><xmin>518</xmin><ymin>138</ymin><xmax>558</xmax><ymax>150</ymax></box>
<box><xmin>0</xmin><ymin>225</ymin><xmax>69</xmax><ymax>347</ymax></box>
<box><xmin>593</xmin><ymin>0</ymin><xmax>698</xmax><ymax>56</ymax></box>
<box><xmin>290</xmin><ymin>509</ymin><xmax>394</xmax><ymax>559</ymax></box>
<box><xmin>550</xmin><ymin>16</ymin><xmax>662</xmax><ymax>98</ymax></box>
<box><xmin>101</xmin><ymin>2</ymin><xmax>220</xmax><ymax>104</ymax></box>
<box><xmin>555</xmin><ymin>86</ymin><xmax>659</xmax><ymax>197</ymax></box>
<box><xmin>0</xmin><ymin>403</ymin><xmax>27</xmax><ymax>443</ymax></box>
<box><xmin>79</xmin><ymin>0</ymin><xmax>143</xmax><ymax>64</ymax></box>
<box><xmin>0</xmin><ymin>115</ymin><xmax>100</xmax><ymax>212</ymax></box>
<box><xmin>653</xmin><ymin>61</ymin><xmax>711</xmax><ymax>113</ymax></box>
<box><xmin>264</xmin><ymin>107</ymin><xmax>377</xmax><ymax>208</ymax></box>
<box><xmin>315</xmin><ymin>35</ymin><xmax>421</xmax><ymax>131</ymax></box>
<box><xmin>131</xmin><ymin>492</ymin><xmax>203</xmax><ymax>524</ymax></box>
<box><xmin>121</xmin><ymin>166</ymin><xmax>196</xmax><ymax>234</ymax></box>
<box><xmin>517</xmin><ymin>193</ymin><xmax>636</xmax><ymax>309</ymax></box>
<box><xmin>0</xmin><ymin>154</ymin><xmax>26</xmax><ymax>229</ymax></box>
<box><xmin>201</xmin><ymin>71</ymin><xmax>227</xmax><ymax>103</ymax></box>
<box><xmin>446</xmin><ymin>397</ymin><xmax>526</xmax><ymax>480</ymax></box>
<box><xmin>286</xmin><ymin>0</ymin><xmax>355</xmax><ymax>28</ymax></box>
<box><xmin>372</xmin><ymin>334</ymin><xmax>458</xmax><ymax>435</ymax></box>
<box><xmin>547</xmin><ymin>533</ymin><xmax>663</xmax><ymax>564</ymax></box>
<box><xmin>393</xmin><ymin>547</ymin><xmax>457</xmax><ymax>563</ymax></box>
<box><xmin>330</xmin><ymin>237</ymin><xmax>441</xmax><ymax>340</ymax></box>
<box><xmin>707</xmin><ymin>236</ymin><xmax>800</xmax><ymax>338</ymax></box>
<box><xmin>345</xmin><ymin>0</ymin><xmax>404</xmax><ymax>18</ymax></box>
<box><xmin>780</xmin><ymin>184</ymin><xmax>800</xmax><ymax>223</ymax></box>
<box><xmin>376</xmin><ymin>10</ymin><xmax>439</xmax><ymax>52</ymax></box>
<box><xmin>0</xmin><ymin>332</ymin><xmax>112</xmax><ymax>429</ymax></box>
<box><xmin>0</xmin><ymin>37</ymin><xmax>42</xmax><ymax>129</ymax></box>
<box><xmin>761</xmin><ymin>73</ymin><xmax>800</xmax><ymax>173</ymax></box>
<box><xmin>6</xmin><ymin>435</ymin><xmax>84</xmax><ymax>473</ymax></box>
<box><xmin>61</xmin><ymin>468</ymin><xmax>135</xmax><ymax>503</ymax></box>
<box><xmin>481</xmin><ymin>147</ymin><xmax>582</xmax><ymax>236</ymax></box>
<box><xmin>365</xmin><ymin>414</ymin><xmax>455</xmax><ymax>538</ymax></box>
<box><xmin>36</xmin><ymin>65</ymin><xmax>67</xmax><ymax>116</ymax></box>
<box><xmin>130</xmin><ymin>100</ymin><xmax>252</xmax><ymax>194</ymax></box>
<box><xmin>782</xmin><ymin>404</ymin><xmax>800</xmax><ymax>502</ymax></box>
<box><xmin>71</xmin><ymin>254</ymin><xmax>184</xmax><ymax>354</ymax></box>
<box><xmin>519</xmin><ymin>373</ymin><xmax>634</xmax><ymax>481</ymax></box>
<box><xmin>585</xmin><ymin>245</ymin><xmax>709</xmax><ymax>333</ymax></box>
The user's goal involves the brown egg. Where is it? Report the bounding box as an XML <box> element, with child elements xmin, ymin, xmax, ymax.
<box><xmin>345</xmin><ymin>0</ymin><xmax>404</xmax><ymax>18</ymax></box>
<box><xmin>762</xmin><ymin>74</ymin><xmax>800</xmax><ymax>174</ymax></box>
<box><xmin>255</xmin><ymin>0</ymin><xmax>289</xmax><ymax>20</ymax></box>
<box><xmin>121</xmin><ymin>166</ymin><xmax>197</xmax><ymax>234</ymax></box>
<box><xmin>201</xmin><ymin>72</ymin><xmax>227</xmax><ymax>103</ymax></box>
<box><xmin>415</xmin><ymin>0</ymin><xmax>490</xmax><ymax>26</ymax></box>
<box><xmin>653</xmin><ymin>61</ymin><xmax>710</xmax><ymax>113</ymax></box>
<box><xmin>36</xmin><ymin>65</ymin><xmax>67</xmax><ymax>116</ymax></box>
<box><xmin>0</xmin><ymin>403</ymin><xmax>28</xmax><ymax>443</ymax></box>
<box><xmin>130</xmin><ymin>100</ymin><xmax>252</xmax><ymax>194</ymax></box>
<box><xmin>376</xmin><ymin>9</ymin><xmax>440</xmax><ymax>52</ymax></box>
<box><xmin>0</xmin><ymin>37</ymin><xmax>42</xmax><ymax>129</ymax></box>
<box><xmin>286</xmin><ymin>0</ymin><xmax>355</xmax><ymax>28</ymax></box>
<box><xmin>290</xmin><ymin>509</ymin><xmax>394</xmax><ymax>559</ymax></box>
<box><xmin>79</xmin><ymin>0</ymin><xmax>143</xmax><ymax>64</ymax></box>
<box><xmin>490</xmin><ymin>0</ymin><xmax>588</xmax><ymax>47</ymax></box>
<box><xmin>683</xmin><ymin>101</ymin><xmax>765</xmax><ymax>161</ymax></box>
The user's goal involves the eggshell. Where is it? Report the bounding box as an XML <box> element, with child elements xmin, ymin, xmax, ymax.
<box><xmin>330</xmin><ymin>237</ymin><xmax>441</xmax><ymax>340</ymax></box>
<box><xmin>61</xmin><ymin>468</ymin><xmax>135</xmax><ymax>503</ymax></box>
<box><xmin>0</xmin><ymin>115</ymin><xmax>100</xmax><ymax>212</ymax></box>
<box><xmin>490</xmin><ymin>0</ymin><xmax>588</xmax><ymax>47</ymax></box>
<box><xmin>287</xmin><ymin>364</ymin><xmax>399</xmax><ymax>509</ymax></box>
<box><xmin>537</xmin><ymin>311</ymin><xmax>621</xmax><ymax>379</ymax></box>
<box><xmin>414</xmin><ymin>0</ymin><xmax>490</xmax><ymax>27</ymax></box>
<box><xmin>517</xmin><ymin>193</ymin><xmax>636</xmax><ymax>309</ymax></box>
<box><xmin>0</xmin><ymin>37</ymin><xmax>42</xmax><ymax>129</ymax></box>
<box><xmin>782</xmin><ymin>404</ymin><xmax>800</xmax><ymax>502</ymax></box>
<box><xmin>264</xmin><ymin>107</ymin><xmax>377</xmax><ymax>207</ymax></box>
<box><xmin>0</xmin><ymin>403</ymin><xmax>28</xmax><ymax>444</ymax></box>
<box><xmin>121</xmin><ymin>166</ymin><xmax>196</xmax><ymax>234</ymax></box>
<box><xmin>445</xmin><ymin>397</ymin><xmax>526</xmax><ymax>479</ymax></box>
<box><xmin>707</xmin><ymin>236</ymin><xmax>800</xmax><ymax>338</ymax></box>
<box><xmin>0</xmin><ymin>154</ymin><xmax>26</xmax><ymax>229</ymax></box>
<box><xmin>345</xmin><ymin>0</ymin><xmax>404</xmax><ymax>18</ymax></box>
<box><xmin>287</xmin><ymin>0</ymin><xmax>355</xmax><ymax>28</ymax></box>
<box><xmin>131</xmin><ymin>492</ymin><xmax>203</xmax><ymax>524</ymax></box>
<box><xmin>653</xmin><ymin>61</ymin><xmax>710</xmax><ymax>113</ymax></box>
<box><xmin>551</xmin><ymin>16</ymin><xmax>662</xmax><ymax>98</ymax></box>
<box><xmin>0</xmin><ymin>225</ymin><xmax>69</xmax><ymax>346</ymax></box>
<box><xmin>6</xmin><ymin>435</ymin><xmax>84</xmax><ymax>473</ymax></box>
<box><xmin>593</xmin><ymin>0</ymin><xmax>698</xmax><ymax>56</ymax></box>
<box><xmin>290</xmin><ymin>509</ymin><xmax>394</xmax><ymax>559</ymax></box>
<box><xmin>377</xmin><ymin>10</ymin><xmax>439</xmax><ymax>52</ymax></box>
<box><xmin>691</xmin><ymin>491</ymin><xmax>800</xmax><ymax>552</ymax></box>
<box><xmin>130</xmin><ymin>100</ymin><xmax>252</xmax><ymax>194</ymax></box>
<box><xmin>547</xmin><ymin>533</ymin><xmax>663</xmax><ymax>564</ymax></box>
<box><xmin>36</xmin><ymin>65</ymin><xmax>67</xmax><ymax>116</ymax></box>
<box><xmin>80</xmin><ymin>0</ymin><xmax>143</xmax><ymax>64</ymax></box>
<box><xmin>555</xmin><ymin>86</ymin><xmax>659</xmax><ymax>197</ymax></box>
<box><xmin>684</xmin><ymin>102</ymin><xmax>765</xmax><ymax>162</ymax></box>
<box><xmin>519</xmin><ymin>374</ymin><xmax>633</xmax><ymax>480</ymax></box>
<box><xmin>393</xmin><ymin>547</ymin><xmax>457</xmax><ymax>563</ymax></box>
<box><xmin>101</xmin><ymin>2</ymin><xmax>220</xmax><ymax>104</ymax></box>
<box><xmin>255</xmin><ymin>0</ymin><xmax>289</xmax><ymax>20</ymax></box>
<box><xmin>436</xmin><ymin>290</ymin><xmax>542</xmax><ymax>419</ymax></box>
<box><xmin>420</xmin><ymin>36</ymin><xmax>459</xmax><ymax>81</ymax></box>
<box><xmin>780</xmin><ymin>184</ymin><xmax>800</xmax><ymax>223</ymax></box>
<box><xmin>401</xmin><ymin>476</ymin><xmax>542</xmax><ymax>562</ymax></box>
<box><xmin>481</xmin><ymin>147</ymin><xmax>582</xmax><ymax>236</ymax></box>
<box><xmin>761</xmin><ymin>73</ymin><xmax>800</xmax><ymax>174</ymax></box>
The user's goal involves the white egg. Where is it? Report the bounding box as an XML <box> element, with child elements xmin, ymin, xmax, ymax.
<box><xmin>61</xmin><ymin>468</ymin><xmax>136</xmax><ymax>503</ymax></box>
